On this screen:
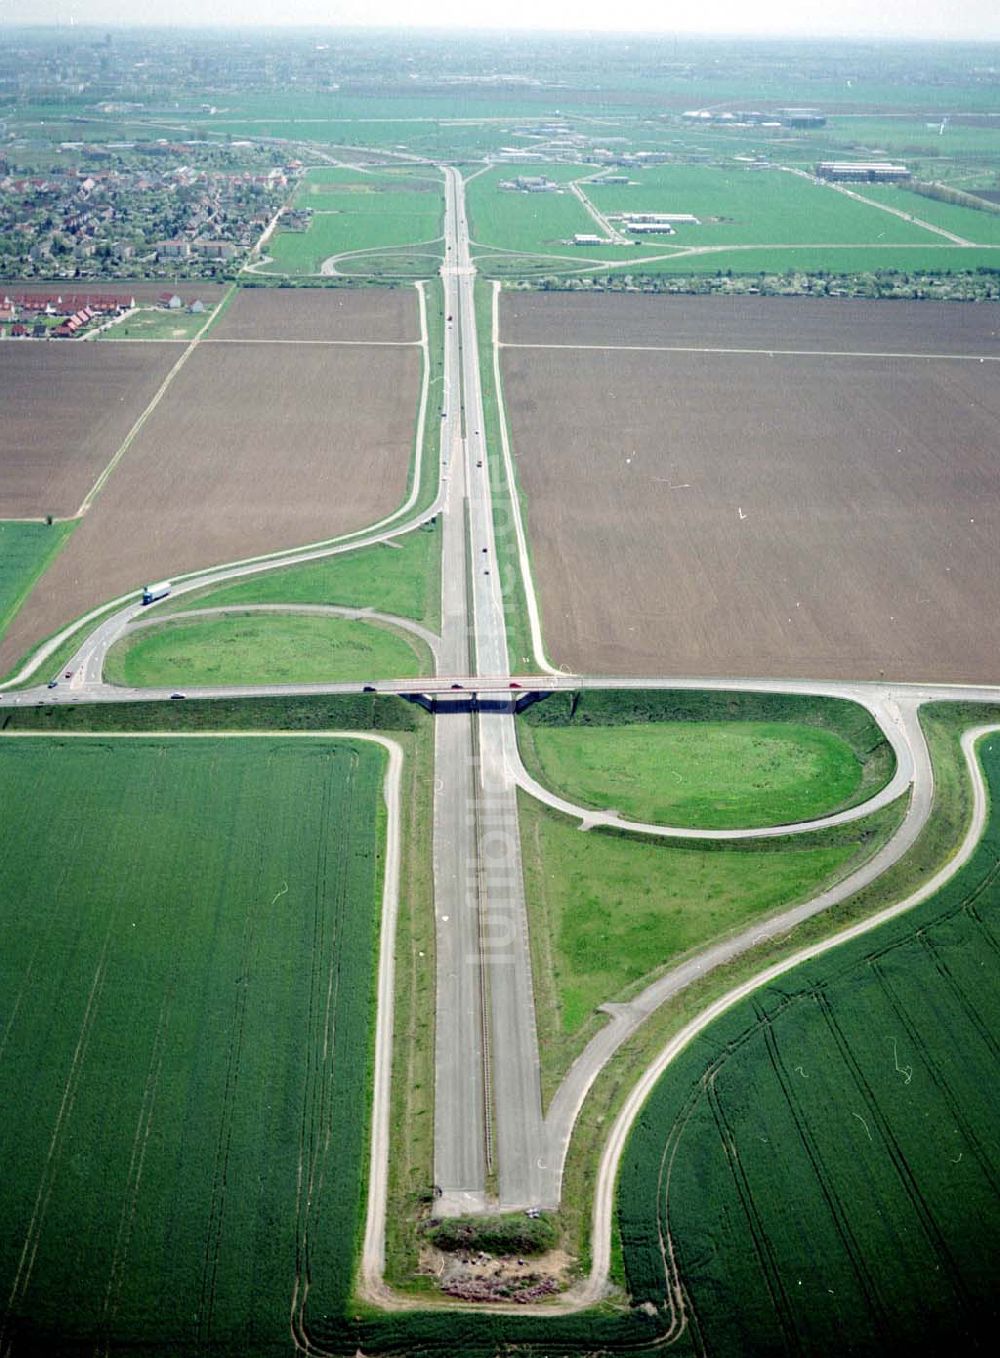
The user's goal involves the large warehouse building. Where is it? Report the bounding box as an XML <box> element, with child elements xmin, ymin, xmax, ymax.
<box><xmin>816</xmin><ymin>161</ymin><xmax>911</xmax><ymax>182</ymax></box>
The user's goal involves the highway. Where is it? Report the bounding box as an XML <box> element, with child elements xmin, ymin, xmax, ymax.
<box><xmin>430</xmin><ymin>167</ymin><xmax>545</xmax><ymax>1211</ymax></box>
<box><xmin>430</xmin><ymin>172</ymin><xmax>487</xmax><ymax>1214</ymax></box>
<box><xmin>3</xmin><ymin>162</ymin><xmax>1000</xmax><ymax>1275</ymax></box>
<box><xmin>449</xmin><ymin>166</ymin><xmax>546</xmax><ymax>1211</ymax></box>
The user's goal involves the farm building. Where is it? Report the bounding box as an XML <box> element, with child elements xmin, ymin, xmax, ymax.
<box><xmin>620</xmin><ymin>212</ymin><xmax>700</xmax><ymax>226</ymax></box>
<box><xmin>778</xmin><ymin>108</ymin><xmax>827</xmax><ymax>128</ymax></box>
<box><xmin>816</xmin><ymin>161</ymin><xmax>911</xmax><ymax>182</ymax></box>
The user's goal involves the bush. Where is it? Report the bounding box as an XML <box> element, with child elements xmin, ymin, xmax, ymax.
<box><xmin>424</xmin><ymin>1213</ymin><xmax>558</xmax><ymax>1257</ymax></box>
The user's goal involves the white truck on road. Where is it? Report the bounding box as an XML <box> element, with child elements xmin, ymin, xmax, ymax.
<box><xmin>141</xmin><ymin>580</ymin><xmax>172</xmax><ymax>605</ymax></box>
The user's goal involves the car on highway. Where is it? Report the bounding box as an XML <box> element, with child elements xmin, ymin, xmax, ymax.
<box><xmin>47</xmin><ymin>680</ymin><xmax>58</xmax><ymax>689</ymax></box>
<box><xmin>64</xmin><ymin>670</ymin><xmax>73</xmax><ymax>679</ymax></box>
<box><xmin>363</xmin><ymin>684</ymin><xmax>376</xmax><ymax>693</ymax></box>
<box><xmin>169</xmin><ymin>692</ymin><xmax>186</xmax><ymax>700</ymax></box>
<box><xmin>450</xmin><ymin>683</ymin><xmax>464</xmax><ymax>690</ymax></box>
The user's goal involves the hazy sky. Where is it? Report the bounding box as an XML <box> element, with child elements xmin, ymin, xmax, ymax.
<box><xmin>1</xmin><ymin>0</ymin><xmax>998</xmax><ymax>40</ymax></box>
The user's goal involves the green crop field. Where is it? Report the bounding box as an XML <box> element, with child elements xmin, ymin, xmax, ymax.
<box><xmin>465</xmin><ymin>162</ymin><xmax>998</xmax><ymax>277</ymax></box>
<box><xmin>618</xmin><ymin>731</ymin><xmax>1000</xmax><ymax>1356</ymax></box>
<box><xmin>588</xmin><ymin>163</ymin><xmax>937</xmax><ymax>245</ymax></box>
<box><xmin>0</xmin><ymin>521</ymin><xmax>73</xmax><ymax>643</ymax></box>
<box><xmin>104</xmin><ymin>612</ymin><xmax>430</xmax><ymax>687</ymax></box>
<box><xmin>851</xmin><ymin>183</ymin><xmax>1000</xmax><ymax>245</ymax></box>
<box><xmin>0</xmin><ymin>734</ymin><xmax>385</xmax><ymax>1356</ymax></box>
<box><xmin>520</xmin><ymin>788</ymin><xmax>901</xmax><ymax>1096</ymax></box>
<box><xmin>169</xmin><ymin>522</ymin><xmax>441</xmax><ymax>629</ymax></box>
<box><xmin>518</xmin><ymin>689</ymin><xmax>894</xmax><ymax>829</ymax></box>
<box><xmin>821</xmin><ymin>115</ymin><xmax>1000</xmax><ymax>162</ymax></box>
<box><xmin>264</xmin><ymin>169</ymin><xmax>443</xmax><ymax>274</ymax></box>
<box><xmin>570</xmin><ymin>243</ymin><xmax>1000</xmax><ymax>276</ymax></box>
<box><xmin>467</xmin><ymin>166</ymin><xmax>599</xmax><ymax>256</ymax></box>
<box><xmin>292</xmin><ymin>164</ymin><xmax>441</xmax><ymax>202</ymax></box>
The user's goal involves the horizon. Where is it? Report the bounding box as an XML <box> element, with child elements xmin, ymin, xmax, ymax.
<box><xmin>4</xmin><ymin>24</ymin><xmax>1000</xmax><ymax>42</ymax></box>
<box><xmin>1</xmin><ymin>1</ymin><xmax>998</xmax><ymax>43</ymax></box>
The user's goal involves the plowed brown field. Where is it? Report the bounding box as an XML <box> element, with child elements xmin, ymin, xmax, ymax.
<box><xmin>209</xmin><ymin>287</ymin><xmax>418</xmax><ymax>342</ymax></box>
<box><xmin>501</xmin><ymin>298</ymin><xmax>1000</xmax><ymax>684</ymax></box>
<box><xmin>1</xmin><ymin>281</ymin><xmax>226</xmax><ymax>305</ymax></box>
<box><xmin>0</xmin><ymin>341</ymin><xmax>419</xmax><ymax>672</ymax></box>
<box><xmin>0</xmin><ymin>343</ymin><xmax>181</xmax><ymax>518</ymax></box>
<box><xmin>502</xmin><ymin>293</ymin><xmax>1000</xmax><ymax>356</ymax></box>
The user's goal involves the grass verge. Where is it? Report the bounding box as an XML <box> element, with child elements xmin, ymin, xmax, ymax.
<box><xmin>382</xmin><ymin>712</ymin><xmax>437</xmax><ymax>1289</ymax></box>
<box><xmin>517</xmin><ymin>687</ymin><xmax>894</xmax><ymax>829</ymax></box>
<box><xmin>104</xmin><ymin>612</ymin><xmax>431</xmax><ymax>687</ymax></box>
<box><xmin>521</xmin><ymin>787</ymin><xmax>905</xmax><ymax>1106</ymax></box>
<box><xmin>162</xmin><ymin>520</ymin><xmax>441</xmax><ymax>631</ymax></box>
<box><xmin>474</xmin><ymin>278</ymin><xmax>537</xmax><ymax>671</ymax></box>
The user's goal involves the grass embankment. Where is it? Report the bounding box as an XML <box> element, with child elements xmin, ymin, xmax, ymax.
<box><xmin>0</xmin><ymin>520</ymin><xmax>74</xmax><ymax>644</ymax></box>
<box><xmin>0</xmin><ymin>734</ymin><xmax>386</xmax><ymax>1354</ymax></box>
<box><xmin>560</xmin><ymin>700</ymin><xmax>1000</xmax><ymax>1276</ymax></box>
<box><xmin>518</xmin><ymin>688</ymin><xmax>895</xmax><ymax>829</ymax></box>
<box><xmin>474</xmin><ymin>278</ymin><xmax>537</xmax><ymax>671</ymax></box>
<box><xmin>0</xmin><ymin>690</ymin><xmax>422</xmax><ymax>735</ymax></box>
<box><xmin>522</xmin><ymin>789</ymin><xmax>903</xmax><ymax>1102</ymax></box>
<box><xmin>166</xmin><ymin>520</ymin><xmax>441</xmax><ymax>630</ymax></box>
<box><xmin>104</xmin><ymin>612</ymin><xmax>431</xmax><ymax>687</ymax></box>
<box><xmin>619</xmin><ymin>727</ymin><xmax>1000</xmax><ymax>1354</ymax></box>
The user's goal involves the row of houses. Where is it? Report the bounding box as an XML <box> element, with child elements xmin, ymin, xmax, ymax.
<box><xmin>1</xmin><ymin>290</ymin><xmax>134</xmax><ymax>319</ymax></box>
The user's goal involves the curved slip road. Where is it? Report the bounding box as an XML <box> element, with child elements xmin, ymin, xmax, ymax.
<box><xmin>535</xmin><ymin>694</ymin><xmax>931</xmax><ymax>1207</ymax></box>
